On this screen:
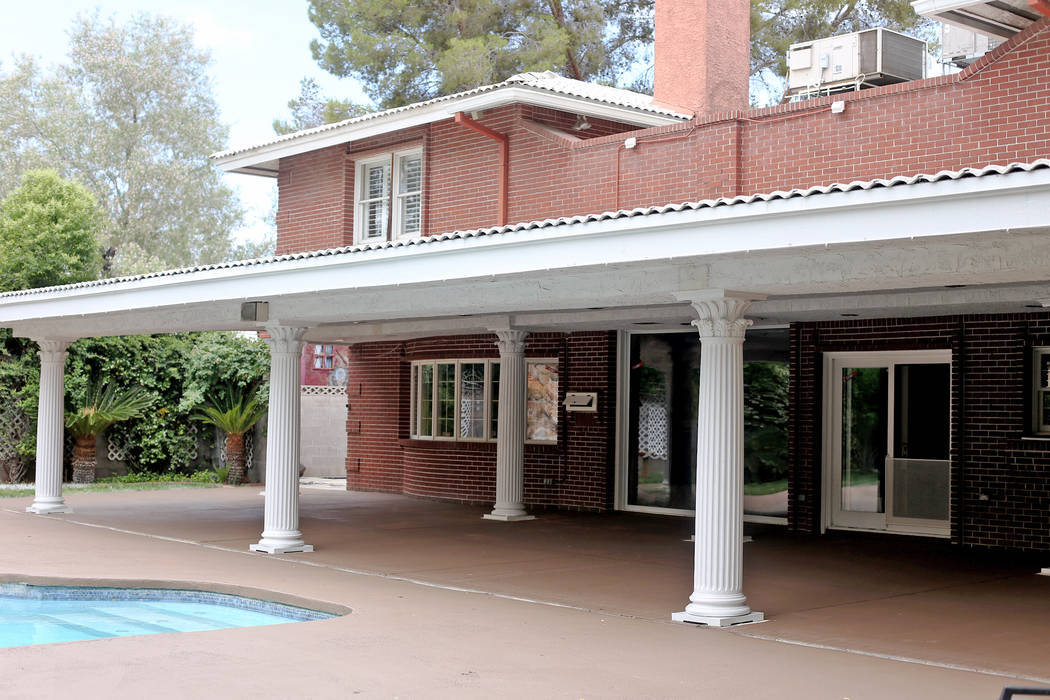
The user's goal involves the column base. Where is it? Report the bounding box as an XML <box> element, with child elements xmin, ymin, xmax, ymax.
<box><xmin>250</xmin><ymin>542</ymin><xmax>314</xmax><ymax>554</ymax></box>
<box><xmin>482</xmin><ymin>513</ymin><xmax>536</xmax><ymax>522</ymax></box>
<box><xmin>26</xmin><ymin>502</ymin><xmax>72</xmax><ymax>515</ymax></box>
<box><xmin>672</xmin><ymin>610</ymin><xmax>764</xmax><ymax>627</ymax></box>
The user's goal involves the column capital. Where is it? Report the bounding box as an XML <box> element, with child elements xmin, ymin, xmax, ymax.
<box><xmin>673</xmin><ymin>290</ymin><xmax>765</xmax><ymax>340</ymax></box>
<box><xmin>31</xmin><ymin>338</ymin><xmax>72</xmax><ymax>359</ymax></box>
<box><xmin>492</xmin><ymin>329</ymin><xmax>528</xmax><ymax>355</ymax></box>
<box><xmin>263</xmin><ymin>325</ymin><xmax>307</xmax><ymax>354</ymax></box>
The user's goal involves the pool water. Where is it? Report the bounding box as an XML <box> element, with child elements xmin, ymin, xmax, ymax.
<box><xmin>0</xmin><ymin>584</ymin><xmax>334</xmax><ymax>648</ymax></box>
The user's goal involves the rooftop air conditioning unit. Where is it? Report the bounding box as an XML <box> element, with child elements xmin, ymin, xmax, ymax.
<box><xmin>941</xmin><ymin>23</ymin><xmax>1001</xmax><ymax>67</ymax></box>
<box><xmin>786</xmin><ymin>28</ymin><xmax>927</xmax><ymax>100</ymax></box>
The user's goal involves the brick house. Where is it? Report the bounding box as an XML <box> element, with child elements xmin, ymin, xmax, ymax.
<box><xmin>2</xmin><ymin>0</ymin><xmax>1049</xmax><ymax>625</ymax></box>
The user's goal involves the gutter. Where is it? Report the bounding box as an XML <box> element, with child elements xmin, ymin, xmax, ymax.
<box><xmin>454</xmin><ymin>112</ymin><xmax>509</xmax><ymax>226</ymax></box>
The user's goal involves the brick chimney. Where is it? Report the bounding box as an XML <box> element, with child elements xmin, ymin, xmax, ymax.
<box><xmin>652</xmin><ymin>0</ymin><xmax>751</xmax><ymax>117</ymax></box>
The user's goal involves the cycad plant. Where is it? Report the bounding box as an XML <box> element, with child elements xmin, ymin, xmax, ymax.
<box><xmin>192</xmin><ymin>385</ymin><xmax>266</xmax><ymax>486</ymax></box>
<box><xmin>66</xmin><ymin>380</ymin><xmax>152</xmax><ymax>483</ymax></box>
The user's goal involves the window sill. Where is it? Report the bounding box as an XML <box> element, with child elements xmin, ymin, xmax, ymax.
<box><xmin>399</xmin><ymin>439</ymin><xmax>496</xmax><ymax>451</ymax></box>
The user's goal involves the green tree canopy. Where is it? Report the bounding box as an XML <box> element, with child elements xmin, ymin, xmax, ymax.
<box><xmin>304</xmin><ymin>0</ymin><xmax>654</xmax><ymax>110</ymax></box>
<box><xmin>0</xmin><ymin>170</ymin><xmax>104</xmax><ymax>292</ymax></box>
<box><xmin>289</xmin><ymin>0</ymin><xmax>929</xmax><ymax>127</ymax></box>
<box><xmin>0</xmin><ymin>13</ymin><xmax>244</xmax><ymax>274</ymax></box>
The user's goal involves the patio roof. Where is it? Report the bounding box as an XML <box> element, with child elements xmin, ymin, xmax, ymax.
<box><xmin>0</xmin><ymin>159</ymin><xmax>1048</xmax><ymax>342</ymax></box>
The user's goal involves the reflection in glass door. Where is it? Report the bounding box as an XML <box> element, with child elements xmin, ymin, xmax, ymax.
<box><xmin>825</xmin><ymin>351</ymin><xmax>950</xmax><ymax>536</ymax></box>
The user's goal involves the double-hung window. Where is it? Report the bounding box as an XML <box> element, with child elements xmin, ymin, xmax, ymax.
<box><xmin>409</xmin><ymin>359</ymin><xmax>558</xmax><ymax>443</ymax></box>
<box><xmin>354</xmin><ymin>148</ymin><xmax>422</xmax><ymax>243</ymax></box>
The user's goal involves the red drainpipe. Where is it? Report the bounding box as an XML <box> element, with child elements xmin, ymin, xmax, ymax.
<box><xmin>454</xmin><ymin>112</ymin><xmax>509</xmax><ymax>226</ymax></box>
<box><xmin>1030</xmin><ymin>0</ymin><xmax>1050</xmax><ymax>17</ymax></box>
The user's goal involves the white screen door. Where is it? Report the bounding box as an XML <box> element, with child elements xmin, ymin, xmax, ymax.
<box><xmin>824</xmin><ymin>351</ymin><xmax>950</xmax><ymax>537</ymax></box>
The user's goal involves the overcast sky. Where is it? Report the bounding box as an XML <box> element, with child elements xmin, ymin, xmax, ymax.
<box><xmin>0</xmin><ymin>0</ymin><xmax>369</xmax><ymax>247</ymax></box>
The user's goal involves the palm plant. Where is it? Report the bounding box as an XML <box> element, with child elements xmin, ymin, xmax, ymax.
<box><xmin>66</xmin><ymin>380</ymin><xmax>152</xmax><ymax>483</ymax></box>
<box><xmin>192</xmin><ymin>385</ymin><xmax>266</xmax><ymax>486</ymax></box>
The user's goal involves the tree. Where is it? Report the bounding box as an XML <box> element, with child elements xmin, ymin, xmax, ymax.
<box><xmin>273</xmin><ymin>78</ymin><xmax>368</xmax><ymax>135</ymax></box>
<box><xmin>0</xmin><ymin>170</ymin><xmax>104</xmax><ymax>292</ymax></box>
<box><xmin>192</xmin><ymin>385</ymin><xmax>267</xmax><ymax>485</ymax></box>
<box><xmin>66</xmin><ymin>378</ymin><xmax>152</xmax><ymax>483</ymax></box>
<box><xmin>304</xmin><ymin>0</ymin><xmax>655</xmax><ymax>110</ymax></box>
<box><xmin>0</xmin><ymin>13</ymin><xmax>243</xmax><ymax>274</ymax></box>
<box><xmin>296</xmin><ymin>0</ymin><xmax>928</xmax><ymax>119</ymax></box>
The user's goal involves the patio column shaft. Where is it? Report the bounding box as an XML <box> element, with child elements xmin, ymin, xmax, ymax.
<box><xmin>251</xmin><ymin>325</ymin><xmax>313</xmax><ymax>554</ymax></box>
<box><xmin>673</xmin><ymin>295</ymin><xmax>763</xmax><ymax>626</ymax></box>
<box><xmin>484</xmin><ymin>329</ymin><xmax>534</xmax><ymax>521</ymax></box>
<box><xmin>28</xmin><ymin>339</ymin><xmax>72</xmax><ymax>515</ymax></box>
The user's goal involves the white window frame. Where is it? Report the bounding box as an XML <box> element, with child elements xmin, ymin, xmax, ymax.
<box><xmin>410</xmin><ymin>359</ymin><xmax>499</xmax><ymax>442</ymax></box>
<box><xmin>391</xmin><ymin>147</ymin><xmax>423</xmax><ymax>239</ymax></box>
<box><xmin>1032</xmin><ymin>347</ymin><xmax>1050</xmax><ymax>435</ymax></box>
<box><xmin>353</xmin><ymin>148</ymin><xmax>423</xmax><ymax>244</ymax></box>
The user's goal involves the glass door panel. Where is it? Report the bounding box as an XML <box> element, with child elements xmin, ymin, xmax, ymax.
<box><xmin>888</xmin><ymin>363</ymin><xmax>950</xmax><ymax>528</ymax></box>
<box><xmin>840</xmin><ymin>367</ymin><xmax>888</xmax><ymax>518</ymax></box>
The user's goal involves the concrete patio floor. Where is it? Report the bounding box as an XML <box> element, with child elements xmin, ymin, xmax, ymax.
<box><xmin>2</xmin><ymin>485</ymin><xmax>1049</xmax><ymax>699</ymax></box>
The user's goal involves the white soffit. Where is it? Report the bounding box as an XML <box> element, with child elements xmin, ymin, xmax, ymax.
<box><xmin>0</xmin><ymin>160</ymin><xmax>1047</xmax><ymax>336</ymax></box>
<box><xmin>912</xmin><ymin>0</ymin><xmax>1043</xmax><ymax>38</ymax></box>
<box><xmin>212</xmin><ymin>73</ymin><xmax>690</xmax><ymax>177</ymax></box>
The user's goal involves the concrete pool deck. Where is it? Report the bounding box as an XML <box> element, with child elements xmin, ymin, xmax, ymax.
<box><xmin>1</xmin><ymin>486</ymin><xmax>1048</xmax><ymax>698</ymax></box>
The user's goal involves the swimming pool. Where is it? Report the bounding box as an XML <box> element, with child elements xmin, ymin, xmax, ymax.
<box><xmin>0</xmin><ymin>583</ymin><xmax>335</xmax><ymax>648</ymax></box>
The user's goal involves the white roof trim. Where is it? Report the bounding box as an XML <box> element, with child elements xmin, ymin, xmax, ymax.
<box><xmin>0</xmin><ymin>159</ymin><xmax>1046</xmax><ymax>305</ymax></box>
<box><xmin>212</xmin><ymin>73</ymin><xmax>690</xmax><ymax>176</ymax></box>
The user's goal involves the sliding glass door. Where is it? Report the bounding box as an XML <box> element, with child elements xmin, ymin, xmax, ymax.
<box><xmin>824</xmin><ymin>351</ymin><xmax>951</xmax><ymax>536</ymax></box>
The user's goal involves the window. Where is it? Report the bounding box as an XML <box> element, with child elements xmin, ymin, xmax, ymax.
<box><xmin>410</xmin><ymin>359</ymin><xmax>559</xmax><ymax>443</ymax></box>
<box><xmin>1033</xmin><ymin>348</ymin><xmax>1050</xmax><ymax>434</ymax></box>
<box><xmin>313</xmin><ymin>344</ymin><xmax>335</xmax><ymax>370</ymax></box>
<box><xmin>354</xmin><ymin>148</ymin><xmax>422</xmax><ymax>243</ymax></box>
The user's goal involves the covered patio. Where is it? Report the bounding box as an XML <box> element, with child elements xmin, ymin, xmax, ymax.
<box><xmin>1</xmin><ymin>160</ymin><xmax>1049</xmax><ymax>630</ymax></box>
<box><xmin>2</xmin><ymin>485</ymin><xmax>1049</xmax><ymax>695</ymax></box>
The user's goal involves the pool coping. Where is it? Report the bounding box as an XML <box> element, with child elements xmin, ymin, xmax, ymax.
<box><xmin>0</xmin><ymin>573</ymin><xmax>352</xmax><ymax>618</ymax></box>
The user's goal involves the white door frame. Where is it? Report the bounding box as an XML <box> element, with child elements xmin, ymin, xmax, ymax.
<box><xmin>821</xmin><ymin>349</ymin><xmax>952</xmax><ymax>538</ymax></box>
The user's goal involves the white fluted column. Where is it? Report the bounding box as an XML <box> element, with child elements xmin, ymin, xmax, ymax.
<box><xmin>484</xmin><ymin>329</ymin><xmax>534</xmax><ymax>522</ymax></box>
<box><xmin>251</xmin><ymin>325</ymin><xmax>313</xmax><ymax>554</ymax></box>
<box><xmin>672</xmin><ymin>293</ymin><xmax>764</xmax><ymax>626</ymax></box>
<box><xmin>27</xmin><ymin>339</ymin><xmax>72</xmax><ymax>515</ymax></box>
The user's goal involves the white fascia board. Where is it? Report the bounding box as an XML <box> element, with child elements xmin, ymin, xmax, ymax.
<box><xmin>1</xmin><ymin>167</ymin><xmax>1048</xmax><ymax>326</ymax></box>
<box><xmin>451</xmin><ymin>87</ymin><xmax>685</xmax><ymax>127</ymax></box>
<box><xmin>213</xmin><ymin>88</ymin><xmax>684</xmax><ymax>175</ymax></box>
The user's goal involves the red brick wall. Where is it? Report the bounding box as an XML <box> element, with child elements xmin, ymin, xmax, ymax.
<box><xmin>276</xmin><ymin>21</ymin><xmax>1050</xmax><ymax>255</ymax></box>
<box><xmin>345</xmin><ymin>331</ymin><xmax>616</xmax><ymax>511</ymax></box>
<box><xmin>790</xmin><ymin>313</ymin><xmax>1050</xmax><ymax>553</ymax></box>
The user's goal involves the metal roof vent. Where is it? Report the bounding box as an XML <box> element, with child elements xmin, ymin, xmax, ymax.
<box><xmin>786</xmin><ymin>28</ymin><xmax>927</xmax><ymax>101</ymax></box>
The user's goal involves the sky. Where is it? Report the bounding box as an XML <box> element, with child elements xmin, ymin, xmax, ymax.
<box><xmin>0</xmin><ymin>0</ymin><xmax>369</xmax><ymax>246</ymax></box>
